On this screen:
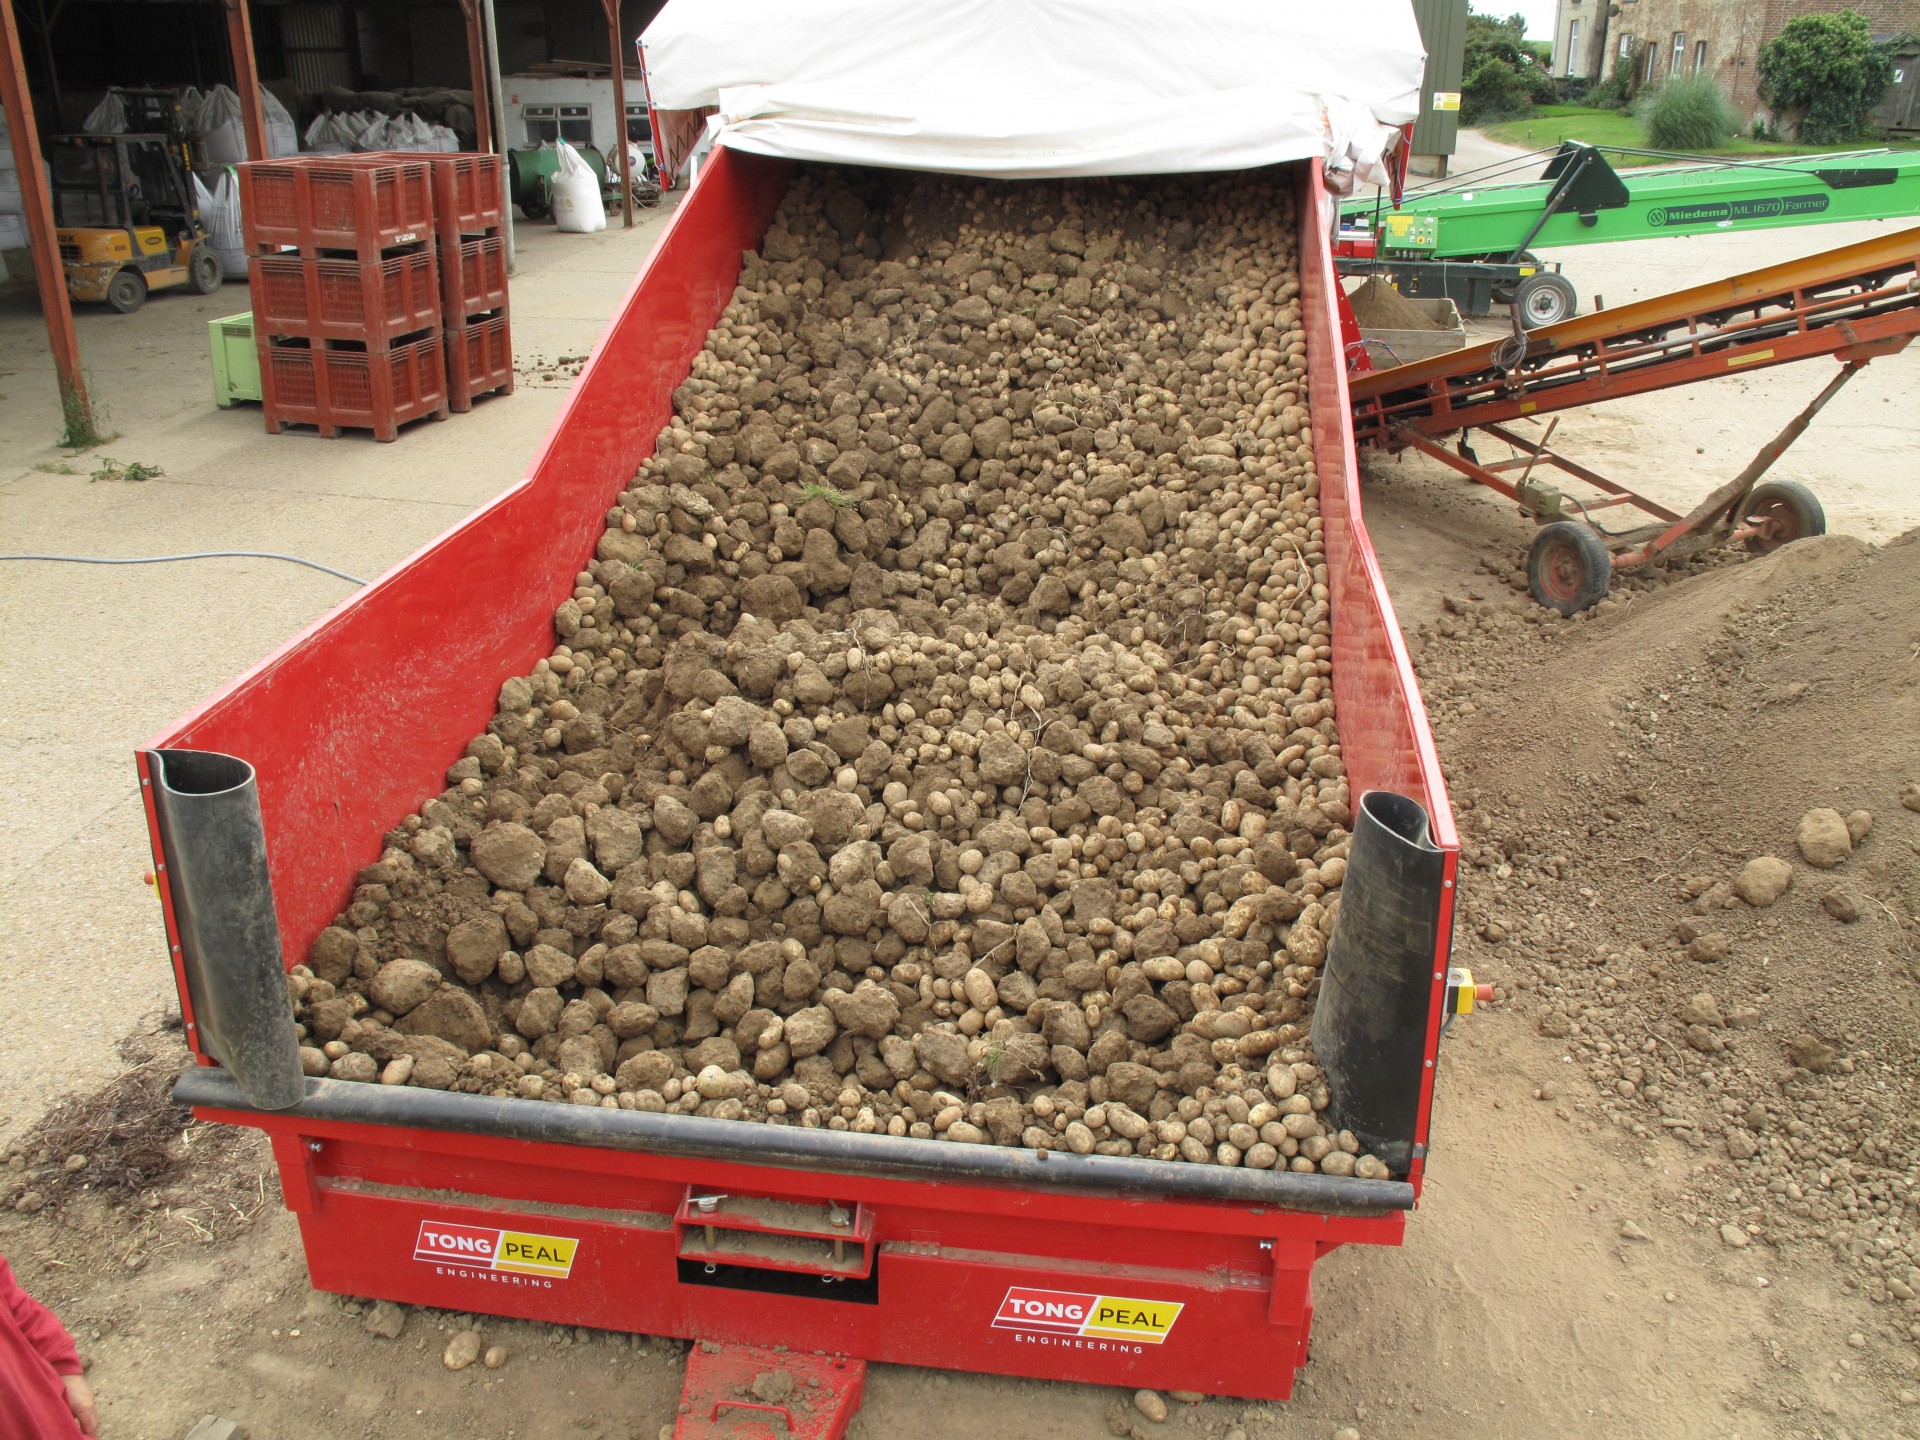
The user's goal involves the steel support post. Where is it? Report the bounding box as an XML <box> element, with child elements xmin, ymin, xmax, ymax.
<box><xmin>455</xmin><ymin>0</ymin><xmax>494</xmax><ymax>154</ymax></box>
<box><xmin>222</xmin><ymin>0</ymin><xmax>267</xmax><ymax>160</ymax></box>
<box><xmin>0</xmin><ymin>0</ymin><xmax>93</xmax><ymax>442</ymax></box>
<box><xmin>604</xmin><ymin>0</ymin><xmax>633</xmax><ymax>228</ymax></box>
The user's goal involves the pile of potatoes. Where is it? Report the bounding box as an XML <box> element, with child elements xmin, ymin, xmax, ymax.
<box><xmin>290</xmin><ymin>167</ymin><xmax>1388</xmax><ymax>1179</ymax></box>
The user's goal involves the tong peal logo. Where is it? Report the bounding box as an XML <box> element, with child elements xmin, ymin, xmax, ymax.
<box><xmin>992</xmin><ymin>1287</ymin><xmax>1184</xmax><ymax>1344</ymax></box>
<box><xmin>413</xmin><ymin>1220</ymin><xmax>580</xmax><ymax>1279</ymax></box>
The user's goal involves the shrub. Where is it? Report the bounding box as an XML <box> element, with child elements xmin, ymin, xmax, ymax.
<box><xmin>1461</xmin><ymin>11</ymin><xmax>1557</xmax><ymax>123</ymax></box>
<box><xmin>1758</xmin><ymin>11</ymin><xmax>1896</xmax><ymax>145</ymax></box>
<box><xmin>1591</xmin><ymin>49</ymin><xmax>1637</xmax><ymax>111</ymax></box>
<box><xmin>1640</xmin><ymin>76</ymin><xmax>1739</xmax><ymax>149</ymax></box>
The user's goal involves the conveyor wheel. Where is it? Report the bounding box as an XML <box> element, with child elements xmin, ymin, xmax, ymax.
<box><xmin>1741</xmin><ymin>480</ymin><xmax>1827</xmax><ymax>554</ymax></box>
<box><xmin>1528</xmin><ymin>521</ymin><xmax>1612</xmax><ymax>614</ymax></box>
<box><xmin>1513</xmin><ymin>271</ymin><xmax>1579</xmax><ymax>330</ymax></box>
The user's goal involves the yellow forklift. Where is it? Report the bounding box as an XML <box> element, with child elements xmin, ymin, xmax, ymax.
<box><xmin>49</xmin><ymin>90</ymin><xmax>223</xmax><ymax>314</ymax></box>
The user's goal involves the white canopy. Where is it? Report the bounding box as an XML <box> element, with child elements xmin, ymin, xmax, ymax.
<box><xmin>640</xmin><ymin>0</ymin><xmax>1427</xmax><ymax>187</ymax></box>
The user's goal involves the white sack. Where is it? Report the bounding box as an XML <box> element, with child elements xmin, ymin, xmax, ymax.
<box><xmin>195</xmin><ymin>172</ymin><xmax>247</xmax><ymax>281</ymax></box>
<box><xmin>642</xmin><ymin>0</ymin><xmax>1424</xmax><ymax>179</ymax></box>
<box><xmin>84</xmin><ymin>91</ymin><xmax>128</xmax><ymax>134</ymax></box>
<box><xmin>552</xmin><ymin>141</ymin><xmax>606</xmax><ymax>233</ymax></box>
<box><xmin>199</xmin><ymin>85</ymin><xmax>249</xmax><ymax>168</ymax></box>
<box><xmin>262</xmin><ymin>89</ymin><xmax>299</xmax><ymax>156</ymax></box>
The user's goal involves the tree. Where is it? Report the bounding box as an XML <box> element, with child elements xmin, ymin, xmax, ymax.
<box><xmin>1758</xmin><ymin>11</ymin><xmax>1896</xmax><ymax>144</ymax></box>
<box><xmin>1461</xmin><ymin>11</ymin><xmax>1557</xmax><ymax>124</ymax></box>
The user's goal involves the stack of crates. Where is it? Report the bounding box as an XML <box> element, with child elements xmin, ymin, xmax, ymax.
<box><xmin>238</xmin><ymin>157</ymin><xmax>451</xmax><ymax>442</ymax></box>
<box><xmin>421</xmin><ymin>153</ymin><xmax>514</xmax><ymax>413</ymax></box>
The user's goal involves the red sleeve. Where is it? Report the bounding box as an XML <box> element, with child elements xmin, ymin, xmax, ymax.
<box><xmin>0</xmin><ymin>1255</ymin><xmax>82</xmax><ymax>1376</ymax></box>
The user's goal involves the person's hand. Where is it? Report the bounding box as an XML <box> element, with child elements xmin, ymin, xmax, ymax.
<box><xmin>64</xmin><ymin>1373</ymin><xmax>98</xmax><ymax>1436</ymax></box>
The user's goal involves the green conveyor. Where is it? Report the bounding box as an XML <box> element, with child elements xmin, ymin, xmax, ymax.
<box><xmin>1346</xmin><ymin>144</ymin><xmax>1920</xmax><ymax>260</ymax></box>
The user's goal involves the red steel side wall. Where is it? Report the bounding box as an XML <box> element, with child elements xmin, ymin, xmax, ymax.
<box><xmin>1297</xmin><ymin>163</ymin><xmax>1459</xmax><ymax>1186</ymax></box>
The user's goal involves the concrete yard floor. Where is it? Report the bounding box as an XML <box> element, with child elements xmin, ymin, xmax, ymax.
<box><xmin>0</xmin><ymin>201</ymin><xmax>682</xmax><ymax>1144</ymax></box>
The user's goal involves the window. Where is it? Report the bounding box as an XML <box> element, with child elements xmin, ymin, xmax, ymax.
<box><xmin>1694</xmin><ymin>40</ymin><xmax>1707</xmax><ymax>74</ymax></box>
<box><xmin>1645</xmin><ymin>40</ymin><xmax>1658</xmax><ymax>82</ymax></box>
<box><xmin>523</xmin><ymin>104</ymin><xmax>592</xmax><ymax>146</ymax></box>
<box><xmin>1672</xmin><ymin>32</ymin><xmax>1687</xmax><ymax>74</ymax></box>
<box><xmin>1567</xmin><ymin>20</ymin><xmax>1581</xmax><ymax>74</ymax></box>
<box><xmin>1619</xmin><ymin>32</ymin><xmax>1634</xmax><ymax>58</ymax></box>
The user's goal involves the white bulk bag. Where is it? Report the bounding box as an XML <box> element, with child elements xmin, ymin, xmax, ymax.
<box><xmin>551</xmin><ymin>141</ymin><xmax>605</xmax><ymax>233</ymax></box>
<box><xmin>84</xmin><ymin>90</ymin><xmax>128</xmax><ymax>134</ymax></box>
<box><xmin>199</xmin><ymin>85</ymin><xmax>249</xmax><ymax>167</ymax></box>
<box><xmin>262</xmin><ymin>89</ymin><xmax>299</xmax><ymax>156</ymax></box>
<box><xmin>195</xmin><ymin>171</ymin><xmax>247</xmax><ymax>281</ymax></box>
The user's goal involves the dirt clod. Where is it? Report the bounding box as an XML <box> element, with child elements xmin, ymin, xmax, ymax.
<box><xmin>1795</xmin><ymin>807</ymin><xmax>1852</xmax><ymax>868</ymax></box>
<box><xmin>1732</xmin><ymin>856</ymin><xmax>1791</xmax><ymax>907</ymax></box>
<box><xmin>363</xmin><ymin>1300</ymin><xmax>406</xmax><ymax>1339</ymax></box>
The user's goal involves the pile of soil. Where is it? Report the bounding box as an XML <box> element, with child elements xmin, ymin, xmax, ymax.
<box><xmin>290</xmin><ymin>166</ymin><xmax>1389</xmax><ymax>1177</ymax></box>
<box><xmin>1412</xmin><ymin>530</ymin><xmax>1920</xmax><ymax>1323</ymax></box>
<box><xmin>1345</xmin><ymin>276</ymin><xmax>1442</xmax><ymax>332</ymax></box>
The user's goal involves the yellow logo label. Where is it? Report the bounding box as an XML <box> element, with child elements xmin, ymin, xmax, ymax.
<box><xmin>496</xmin><ymin>1230</ymin><xmax>579</xmax><ymax>1278</ymax></box>
<box><xmin>1081</xmin><ymin>1296</ymin><xmax>1184</xmax><ymax>1341</ymax></box>
<box><xmin>1728</xmin><ymin>348</ymin><xmax>1775</xmax><ymax>367</ymax></box>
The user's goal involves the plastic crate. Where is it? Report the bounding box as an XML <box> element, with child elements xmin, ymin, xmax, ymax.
<box><xmin>207</xmin><ymin>312</ymin><xmax>261</xmax><ymax>408</ymax></box>
<box><xmin>208</xmin><ymin>312</ymin><xmax>262</xmax><ymax>408</ymax></box>
<box><xmin>423</xmin><ymin>153</ymin><xmax>505</xmax><ymax>236</ymax></box>
<box><xmin>437</xmin><ymin>235</ymin><xmax>507</xmax><ymax>320</ymax></box>
<box><xmin>444</xmin><ymin>311</ymin><xmax>514</xmax><ymax>413</ymax></box>
<box><xmin>261</xmin><ymin>334</ymin><xmax>448</xmax><ymax>442</ymax></box>
<box><xmin>251</xmin><ymin>251</ymin><xmax>441</xmax><ymax>346</ymax></box>
<box><xmin>238</xmin><ymin>159</ymin><xmax>433</xmax><ymax>254</ymax></box>
<box><xmin>346</xmin><ymin>152</ymin><xmax>504</xmax><ymax>236</ymax></box>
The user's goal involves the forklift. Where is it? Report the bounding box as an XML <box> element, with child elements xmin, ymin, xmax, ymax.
<box><xmin>49</xmin><ymin>90</ymin><xmax>222</xmax><ymax>314</ymax></box>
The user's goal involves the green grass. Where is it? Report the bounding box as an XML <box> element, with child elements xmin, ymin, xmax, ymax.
<box><xmin>1481</xmin><ymin>105</ymin><xmax>1920</xmax><ymax>165</ymax></box>
<box><xmin>799</xmin><ymin>480</ymin><xmax>855</xmax><ymax>509</ymax></box>
<box><xmin>89</xmin><ymin>456</ymin><xmax>164</xmax><ymax>483</ymax></box>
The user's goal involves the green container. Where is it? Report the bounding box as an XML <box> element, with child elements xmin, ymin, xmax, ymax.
<box><xmin>210</xmin><ymin>311</ymin><xmax>261</xmax><ymax>408</ymax></box>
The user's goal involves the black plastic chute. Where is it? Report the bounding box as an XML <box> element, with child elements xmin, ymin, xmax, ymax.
<box><xmin>1310</xmin><ymin>790</ymin><xmax>1448</xmax><ymax>1172</ymax></box>
<box><xmin>144</xmin><ymin>749</ymin><xmax>305</xmax><ymax>1111</ymax></box>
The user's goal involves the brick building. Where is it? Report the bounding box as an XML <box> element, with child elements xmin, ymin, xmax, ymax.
<box><xmin>1550</xmin><ymin>0</ymin><xmax>1920</xmax><ymax>123</ymax></box>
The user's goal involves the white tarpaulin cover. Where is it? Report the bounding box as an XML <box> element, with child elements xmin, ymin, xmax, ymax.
<box><xmin>640</xmin><ymin>0</ymin><xmax>1425</xmax><ymax>187</ymax></box>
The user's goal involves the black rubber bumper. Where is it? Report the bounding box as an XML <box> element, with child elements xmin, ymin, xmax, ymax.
<box><xmin>174</xmin><ymin>1067</ymin><xmax>1416</xmax><ymax>1217</ymax></box>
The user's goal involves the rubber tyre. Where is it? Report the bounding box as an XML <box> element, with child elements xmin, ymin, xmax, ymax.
<box><xmin>519</xmin><ymin>198</ymin><xmax>550</xmax><ymax>221</ymax></box>
<box><xmin>1741</xmin><ymin>480</ymin><xmax>1826</xmax><ymax>554</ymax></box>
<box><xmin>188</xmin><ymin>246</ymin><xmax>223</xmax><ymax>295</ymax></box>
<box><xmin>1528</xmin><ymin>521</ymin><xmax>1613</xmax><ymax>615</ymax></box>
<box><xmin>1491</xmin><ymin>252</ymin><xmax>1541</xmax><ymax>305</ymax></box>
<box><xmin>106</xmin><ymin>268</ymin><xmax>148</xmax><ymax>314</ymax></box>
<box><xmin>1512</xmin><ymin>271</ymin><xmax>1579</xmax><ymax>330</ymax></box>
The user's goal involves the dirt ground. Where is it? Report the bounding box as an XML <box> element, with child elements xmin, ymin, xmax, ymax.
<box><xmin>9</xmin><ymin>420</ymin><xmax>1920</xmax><ymax>1440</ymax></box>
<box><xmin>4</xmin><ymin>140</ymin><xmax>1920</xmax><ymax>1440</ymax></box>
